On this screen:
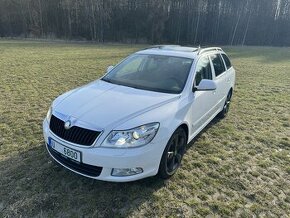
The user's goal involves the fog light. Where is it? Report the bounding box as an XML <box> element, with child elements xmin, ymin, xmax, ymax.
<box><xmin>111</xmin><ymin>167</ymin><xmax>143</xmax><ymax>177</ymax></box>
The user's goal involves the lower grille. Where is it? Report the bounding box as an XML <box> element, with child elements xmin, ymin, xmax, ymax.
<box><xmin>47</xmin><ymin>145</ymin><xmax>102</xmax><ymax>177</ymax></box>
<box><xmin>49</xmin><ymin>115</ymin><xmax>101</xmax><ymax>146</ymax></box>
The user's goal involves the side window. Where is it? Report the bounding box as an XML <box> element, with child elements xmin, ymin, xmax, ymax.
<box><xmin>210</xmin><ymin>54</ymin><xmax>226</xmax><ymax>77</ymax></box>
<box><xmin>221</xmin><ymin>54</ymin><xmax>232</xmax><ymax>69</ymax></box>
<box><xmin>195</xmin><ymin>56</ymin><xmax>212</xmax><ymax>86</ymax></box>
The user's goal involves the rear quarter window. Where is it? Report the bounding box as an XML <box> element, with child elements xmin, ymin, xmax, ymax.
<box><xmin>210</xmin><ymin>54</ymin><xmax>226</xmax><ymax>77</ymax></box>
<box><xmin>221</xmin><ymin>54</ymin><xmax>232</xmax><ymax>69</ymax></box>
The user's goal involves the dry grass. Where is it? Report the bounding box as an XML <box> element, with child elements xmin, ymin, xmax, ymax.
<box><xmin>0</xmin><ymin>40</ymin><xmax>289</xmax><ymax>217</ymax></box>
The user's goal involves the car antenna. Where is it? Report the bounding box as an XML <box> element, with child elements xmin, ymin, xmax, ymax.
<box><xmin>197</xmin><ymin>45</ymin><xmax>201</xmax><ymax>55</ymax></box>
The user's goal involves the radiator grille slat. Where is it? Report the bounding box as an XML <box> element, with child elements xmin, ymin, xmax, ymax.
<box><xmin>49</xmin><ymin>115</ymin><xmax>100</xmax><ymax>146</ymax></box>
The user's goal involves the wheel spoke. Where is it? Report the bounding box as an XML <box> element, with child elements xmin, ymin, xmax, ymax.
<box><xmin>168</xmin><ymin>155</ymin><xmax>175</xmax><ymax>171</ymax></box>
<box><xmin>177</xmin><ymin>137</ymin><xmax>185</xmax><ymax>154</ymax></box>
<box><xmin>175</xmin><ymin>136</ymin><xmax>181</xmax><ymax>152</ymax></box>
<box><xmin>176</xmin><ymin>154</ymin><xmax>182</xmax><ymax>164</ymax></box>
<box><xmin>166</xmin><ymin>139</ymin><xmax>175</xmax><ymax>171</ymax></box>
<box><xmin>173</xmin><ymin>135</ymin><xmax>179</xmax><ymax>151</ymax></box>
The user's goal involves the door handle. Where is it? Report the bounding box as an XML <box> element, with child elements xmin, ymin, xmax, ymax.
<box><xmin>213</xmin><ymin>91</ymin><xmax>216</xmax><ymax>95</ymax></box>
<box><xmin>227</xmin><ymin>78</ymin><xmax>231</xmax><ymax>82</ymax></box>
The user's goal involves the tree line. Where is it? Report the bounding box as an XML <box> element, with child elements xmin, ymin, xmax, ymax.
<box><xmin>0</xmin><ymin>0</ymin><xmax>290</xmax><ymax>46</ymax></box>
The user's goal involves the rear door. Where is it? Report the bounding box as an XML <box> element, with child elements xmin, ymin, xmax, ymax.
<box><xmin>221</xmin><ymin>53</ymin><xmax>235</xmax><ymax>91</ymax></box>
<box><xmin>210</xmin><ymin>53</ymin><xmax>228</xmax><ymax>111</ymax></box>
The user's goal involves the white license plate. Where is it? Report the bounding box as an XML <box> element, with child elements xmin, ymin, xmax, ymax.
<box><xmin>49</xmin><ymin>138</ymin><xmax>81</xmax><ymax>162</ymax></box>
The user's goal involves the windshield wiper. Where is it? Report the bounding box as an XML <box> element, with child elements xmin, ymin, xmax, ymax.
<box><xmin>102</xmin><ymin>78</ymin><xmax>125</xmax><ymax>87</ymax></box>
<box><xmin>101</xmin><ymin>78</ymin><xmax>113</xmax><ymax>84</ymax></box>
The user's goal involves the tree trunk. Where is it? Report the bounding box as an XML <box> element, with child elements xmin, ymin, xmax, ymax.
<box><xmin>242</xmin><ymin>13</ymin><xmax>251</xmax><ymax>46</ymax></box>
<box><xmin>38</xmin><ymin>0</ymin><xmax>44</xmax><ymax>36</ymax></box>
<box><xmin>194</xmin><ymin>9</ymin><xmax>200</xmax><ymax>45</ymax></box>
<box><xmin>231</xmin><ymin>10</ymin><xmax>241</xmax><ymax>45</ymax></box>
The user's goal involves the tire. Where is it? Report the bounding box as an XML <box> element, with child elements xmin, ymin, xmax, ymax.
<box><xmin>158</xmin><ymin>127</ymin><xmax>187</xmax><ymax>179</ymax></box>
<box><xmin>218</xmin><ymin>90</ymin><xmax>232</xmax><ymax>119</ymax></box>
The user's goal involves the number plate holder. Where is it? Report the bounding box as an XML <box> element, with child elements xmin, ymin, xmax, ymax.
<box><xmin>48</xmin><ymin>137</ymin><xmax>82</xmax><ymax>162</ymax></box>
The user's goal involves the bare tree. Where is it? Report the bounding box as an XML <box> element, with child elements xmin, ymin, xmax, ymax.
<box><xmin>0</xmin><ymin>0</ymin><xmax>290</xmax><ymax>46</ymax></box>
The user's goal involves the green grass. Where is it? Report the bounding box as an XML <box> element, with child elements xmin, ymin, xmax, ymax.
<box><xmin>0</xmin><ymin>40</ymin><xmax>290</xmax><ymax>217</ymax></box>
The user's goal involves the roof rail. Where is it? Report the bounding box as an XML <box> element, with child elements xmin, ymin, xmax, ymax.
<box><xmin>144</xmin><ymin>45</ymin><xmax>199</xmax><ymax>52</ymax></box>
<box><xmin>144</xmin><ymin>45</ymin><xmax>181</xmax><ymax>50</ymax></box>
<box><xmin>197</xmin><ymin>47</ymin><xmax>223</xmax><ymax>55</ymax></box>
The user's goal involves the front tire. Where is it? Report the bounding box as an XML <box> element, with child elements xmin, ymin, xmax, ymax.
<box><xmin>158</xmin><ymin>127</ymin><xmax>187</xmax><ymax>179</ymax></box>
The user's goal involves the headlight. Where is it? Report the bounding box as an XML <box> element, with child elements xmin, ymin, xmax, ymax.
<box><xmin>46</xmin><ymin>106</ymin><xmax>52</xmax><ymax>123</ymax></box>
<box><xmin>102</xmin><ymin>123</ymin><xmax>159</xmax><ymax>148</ymax></box>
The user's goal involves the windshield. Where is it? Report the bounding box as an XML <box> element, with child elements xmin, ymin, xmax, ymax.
<box><xmin>102</xmin><ymin>54</ymin><xmax>193</xmax><ymax>94</ymax></box>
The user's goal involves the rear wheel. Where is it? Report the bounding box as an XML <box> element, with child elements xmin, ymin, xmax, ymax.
<box><xmin>158</xmin><ymin>127</ymin><xmax>187</xmax><ymax>179</ymax></box>
<box><xmin>218</xmin><ymin>90</ymin><xmax>232</xmax><ymax>118</ymax></box>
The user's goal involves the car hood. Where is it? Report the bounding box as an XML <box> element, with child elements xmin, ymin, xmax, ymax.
<box><xmin>53</xmin><ymin>80</ymin><xmax>180</xmax><ymax>130</ymax></box>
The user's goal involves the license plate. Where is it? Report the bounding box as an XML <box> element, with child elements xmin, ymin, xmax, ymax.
<box><xmin>48</xmin><ymin>138</ymin><xmax>81</xmax><ymax>162</ymax></box>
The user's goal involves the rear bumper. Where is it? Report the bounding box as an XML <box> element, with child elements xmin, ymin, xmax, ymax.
<box><xmin>43</xmin><ymin>119</ymin><xmax>166</xmax><ymax>182</ymax></box>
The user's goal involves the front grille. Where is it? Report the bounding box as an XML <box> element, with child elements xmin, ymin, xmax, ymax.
<box><xmin>47</xmin><ymin>145</ymin><xmax>102</xmax><ymax>177</ymax></box>
<box><xmin>49</xmin><ymin>115</ymin><xmax>101</xmax><ymax>146</ymax></box>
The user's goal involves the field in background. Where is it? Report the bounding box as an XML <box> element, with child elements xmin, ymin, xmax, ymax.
<box><xmin>0</xmin><ymin>40</ymin><xmax>289</xmax><ymax>217</ymax></box>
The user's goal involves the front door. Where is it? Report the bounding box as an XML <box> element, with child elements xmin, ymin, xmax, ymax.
<box><xmin>190</xmin><ymin>55</ymin><xmax>217</xmax><ymax>136</ymax></box>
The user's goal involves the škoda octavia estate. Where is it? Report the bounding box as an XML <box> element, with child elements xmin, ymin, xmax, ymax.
<box><xmin>43</xmin><ymin>45</ymin><xmax>235</xmax><ymax>182</ymax></box>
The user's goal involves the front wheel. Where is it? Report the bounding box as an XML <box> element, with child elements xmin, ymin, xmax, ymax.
<box><xmin>158</xmin><ymin>127</ymin><xmax>187</xmax><ymax>179</ymax></box>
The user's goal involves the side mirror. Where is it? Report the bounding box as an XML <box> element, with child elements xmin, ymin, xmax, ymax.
<box><xmin>194</xmin><ymin>79</ymin><xmax>217</xmax><ymax>92</ymax></box>
<box><xmin>107</xmin><ymin>65</ymin><xmax>114</xmax><ymax>73</ymax></box>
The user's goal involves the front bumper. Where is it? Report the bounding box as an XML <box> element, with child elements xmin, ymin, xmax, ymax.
<box><xmin>43</xmin><ymin>120</ymin><xmax>166</xmax><ymax>182</ymax></box>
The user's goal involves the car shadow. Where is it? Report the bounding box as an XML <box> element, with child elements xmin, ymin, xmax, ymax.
<box><xmin>0</xmin><ymin>116</ymin><xmax>224</xmax><ymax>217</ymax></box>
<box><xmin>186</xmin><ymin>116</ymin><xmax>222</xmax><ymax>150</ymax></box>
<box><xmin>0</xmin><ymin>144</ymin><xmax>166</xmax><ymax>217</ymax></box>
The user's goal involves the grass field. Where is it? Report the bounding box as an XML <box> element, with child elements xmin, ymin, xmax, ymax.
<box><xmin>0</xmin><ymin>40</ymin><xmax>289</xmax><ymax>217</ymax></box>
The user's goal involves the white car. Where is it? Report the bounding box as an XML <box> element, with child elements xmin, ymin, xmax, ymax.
<box><xmin>43</xmin><ymin>45</ymin><xmax>235</xmax><ymax>182</ymax></box>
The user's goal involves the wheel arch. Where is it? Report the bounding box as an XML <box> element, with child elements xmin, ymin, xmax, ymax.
<box><xmin>176</xmin><ymin>123</ymin><xmax>189</xmax><ymax>144</ymax></box>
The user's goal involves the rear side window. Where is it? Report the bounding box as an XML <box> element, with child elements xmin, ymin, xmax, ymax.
<box><xmin>195</xmin><ymin>56</ymin><xmax>212</xmax><ymax>86</ymax></box>
<box><xmin>210</xmin><ymin>54</ymin><xmax>226</xmax><ymax>77</ymax></box>
<box><xmin>221</xmin><ymin>54</ymin><xmax>232</xmax><ymax>69</ymax></box>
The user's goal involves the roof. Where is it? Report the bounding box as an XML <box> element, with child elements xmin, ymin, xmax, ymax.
<box><xmin>136</xmin><ymin>45</ymin><xmax>223</xmax><ymax>59</ymax></box>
